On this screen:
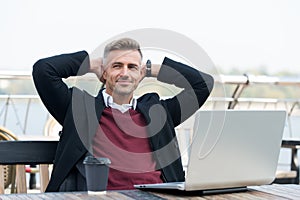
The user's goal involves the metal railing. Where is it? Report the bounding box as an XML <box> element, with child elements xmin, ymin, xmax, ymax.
<box><xmin>1</xmin><ymin>71</ymin><xmax>300</xmax><ymax>180</ymax></box>
<box><xmin>0</xmin><ymin>71</ymin><xmax>300</xmax><ymax>137</ymax></box>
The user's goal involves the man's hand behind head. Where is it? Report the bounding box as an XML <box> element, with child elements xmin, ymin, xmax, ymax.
<box><xmin>89</xmin><ymin>57</ymin><xmax>104</xmax><ymax>82</ymax></box>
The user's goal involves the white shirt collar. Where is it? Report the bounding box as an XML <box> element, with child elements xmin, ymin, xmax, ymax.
<box><xmin>102</xmin><ymin>89</ymin><xmax>137</xmax><ymax>113</ymax></box>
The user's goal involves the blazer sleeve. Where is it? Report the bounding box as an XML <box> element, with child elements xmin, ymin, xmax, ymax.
<box><xmin>32</xmin><ymin>51</ymin><xmax>90</xmax><ymax>125</ymax></box>
<box><xmin>158</xmin><ymin>57</ymin><xmax>214</xmax><ymax>127</ymax></box>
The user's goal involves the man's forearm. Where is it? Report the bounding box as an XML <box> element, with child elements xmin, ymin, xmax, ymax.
<box><xmin>156</xmin><ymin>57</ymin><xmax>214</xmax><ymax>126</ymax></box>
<box><xmin>157</xmin><ymin>57</ymin><xmax>213</xmax><ymax>90</ymax></box>
<box><xmin>32</xmin><ymin>51</ymin><xmax>90</xmax><ymax>124</ymax></box>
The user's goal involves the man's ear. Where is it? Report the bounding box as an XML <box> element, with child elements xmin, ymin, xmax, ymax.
<box><xmin>101</xmin><ymin>71</ymin><xmax>107</xmax><ymax>82</ymax></box>
<box><xmin>100</xmin><ymin>63</ymin><xmax>107</xmax><ymax>82</ymax></box>
<box><xmin>138</xmin><ymin>64</ymin><xmax>146</xmax><ymax>83</ymax></box>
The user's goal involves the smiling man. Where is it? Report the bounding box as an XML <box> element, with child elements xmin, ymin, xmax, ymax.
<box><xmin>102</xmin><ymin>49</ymin><xmax>143</xmax><ymax>103</ymax></box>
<box><xmin>32</xmin><ymin>38</ymin><xmax>214</xmax><ymax>192</ymax></box>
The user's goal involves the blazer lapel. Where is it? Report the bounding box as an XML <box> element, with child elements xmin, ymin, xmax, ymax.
<box><xmin>83</xmin><ymin>91</ymin><xmax>104</xmax><ymax>154</ymax></box>
<box><xmin>136</xmin><ymin>102</ymin><xmax>161</xmax><ymax>149</ymax></box>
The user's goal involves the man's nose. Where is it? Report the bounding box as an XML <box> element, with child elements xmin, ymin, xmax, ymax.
<box><xmin>120</xmin><ymin>66</ymin><xmax>129</xmax><ymax>76</ymax></box>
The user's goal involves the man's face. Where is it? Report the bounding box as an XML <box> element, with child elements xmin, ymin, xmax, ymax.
<box><xmin>102</xmin><ymin>49</ymin><xmax>143</xmax><ymax>97</ymax></box>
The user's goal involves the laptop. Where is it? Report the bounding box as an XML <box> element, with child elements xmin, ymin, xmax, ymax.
<box><xmin>134</xmin><ymin>110</ymin><xmax>287</xmax><ymax>192</ymax></box>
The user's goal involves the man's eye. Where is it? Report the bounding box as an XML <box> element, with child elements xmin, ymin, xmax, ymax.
<box><xmin>112</xmin><ymin>65</ymin><xmax>121</xmax><ymax>68</ymax></box>
<box><xmin>128</xmin><ymin>65</ymin><xmax>138</xmax><ymax>70</ymax></box>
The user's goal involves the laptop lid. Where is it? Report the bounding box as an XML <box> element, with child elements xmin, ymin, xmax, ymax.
<box><xmin>184</xmin><ymin>110</ymin><xmax>286</xmax><ymax>191</ymax></box>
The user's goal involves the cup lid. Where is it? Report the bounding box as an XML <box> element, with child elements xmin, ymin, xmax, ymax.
<box><xmin>83</xmin><ymin>156</ymin><xmax>111</xmax><ymax>165</ymax></box>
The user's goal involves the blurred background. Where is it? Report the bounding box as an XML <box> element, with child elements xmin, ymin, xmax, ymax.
<box><xmin>1</xmin><ymin>0</ymin><xmax>300</xmax><ymax>74</ymax></box>
<box><xmin>1</xmin><ymin>0</ymin><xmax>300</xmax><ymax>136</ymax></box>
<box><xmin>1</xmin><ymin>0</ymin><xmax>300</xmax><ymax>191</ymax></box>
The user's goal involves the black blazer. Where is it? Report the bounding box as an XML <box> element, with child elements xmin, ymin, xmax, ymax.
<box><xmin>32</xmin><ymin>51</ymin><xmax>214</xmax><ymax>192</ymax></box>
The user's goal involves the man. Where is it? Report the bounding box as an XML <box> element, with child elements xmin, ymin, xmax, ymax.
<box><xmin>32</xmin><ymin>38</ymin><xmax>214</xmax><ymax>192</ymax></box>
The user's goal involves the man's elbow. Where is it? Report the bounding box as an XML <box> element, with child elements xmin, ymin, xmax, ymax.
<box><xmin>32</xmin><ymin>59</ymin><xmax>47</xmax><ymax>80</ymax></box>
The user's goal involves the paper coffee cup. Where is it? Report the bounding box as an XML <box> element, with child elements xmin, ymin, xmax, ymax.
<box><xmin>83</xmin><ymin>156</ymin><xmax>111</xmax><ymax>194</ymax></box>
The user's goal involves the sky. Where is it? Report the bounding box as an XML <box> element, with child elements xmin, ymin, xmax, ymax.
<box><xmin>1</xmin><ymin>0</ymin><xmax>300</xmax><ymax>75</ymax></box>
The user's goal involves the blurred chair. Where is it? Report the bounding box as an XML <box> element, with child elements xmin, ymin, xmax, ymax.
<box><xmin>0</xmin><ymin>140</ymin><xmax>57</xmax><ymax>194</ymax></box>
<box><xmin>0</xmin><ymin>127</ymin><xmax>17</xmax><ymax>193</ymax></box>
<box><xmin>274</xmin><ymin>139</ymin><xmax>300</xmax><ymax>184</ymax></box>
<box><xmin>274</xmin><ymin>110</ymin><xmax>300</xmax><ymax>184</ymax></box>
<box><xmin>44</xmin><ymin>117</ymin><xmax>62</xmax><ymax>137</ymax></box>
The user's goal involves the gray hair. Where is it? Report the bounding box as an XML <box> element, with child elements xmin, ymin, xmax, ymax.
<box><xmin>103</xmin><ymin>38</ymin><xmax>143</xmax><ymax>60</ymax></box>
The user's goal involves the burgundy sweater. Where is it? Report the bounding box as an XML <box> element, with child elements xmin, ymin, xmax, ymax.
<box><xmin>92</xmin><ymin>108</ymin><xmax>163</xmax><ymax>190</ymax></box>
